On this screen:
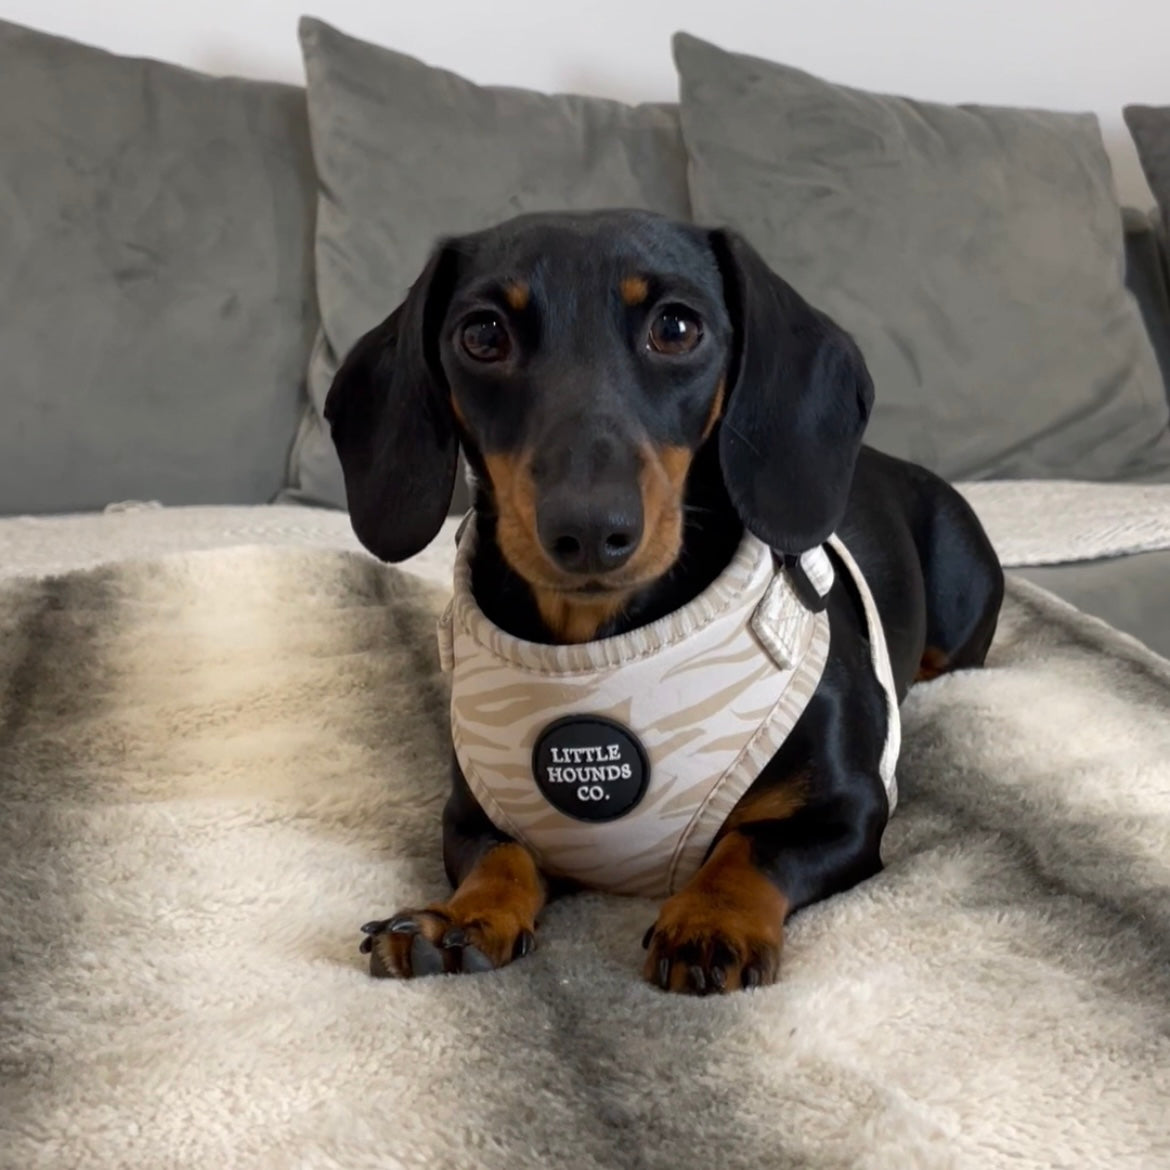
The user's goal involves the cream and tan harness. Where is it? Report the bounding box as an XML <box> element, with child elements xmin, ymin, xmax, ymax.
<box><xmin>437</xmin><ymin>521</ymin><xmax>899</xmax><ymax>899</ymax></box>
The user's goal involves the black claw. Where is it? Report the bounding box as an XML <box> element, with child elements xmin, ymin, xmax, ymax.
<box><xmin>442</xmin><ymin>928</ymin><xmax>467</xmax><ymax>949</ymax></box>
<box><xmin>743</xmin><ymin>965</ymin><xmax>762</xmax><ymax>990</ymax></box>
<box><xmin>642</xmin><ymin>925</ymin><xmax>655</xmax><ymax>950</ymax></box>
<box><xmin>461</xmin><ymin>945</ymin><xmax>495</xmax><ymax>974</ymax></box>
<box><xmin>359</xmin><ymin>936</ymin><xmax>373</xmax><ymax>954</ymax></box>
<box><xmin>409</xmin><ymin>933</ymin><xmax>446</xmax><ymax>977</ymax></box>
<box><xmin>657</xmin><ymin>957</ymin><xmax>671</xmax><ymax>989</ymax></box>
<box><xmin>711</xmin><ymin>940</ymin><xmax>738</xmax><ymax>971</ymax></box>
<box><xmin>388</xmin><ymin>916</ymin><xmax>419</xmax><ymax>936</ymax></box>
<box><xmin>687</xmin><ymin>965</ymin><xmax>707</xmax><ymax>995</ymax></box>
<box><xmin>515</xmin><ymin>930</ymin><xmax>535</xmax><ymax>959</ymax></box>
<box><xmin>360</xmin><ymin>920</ymin><xmax>388</xmax><ymax>935</ymax></box>
<box><xmin>709</xmin><ymin>965</ymin><xmax>727</xmax><ymax>992</ymax></box>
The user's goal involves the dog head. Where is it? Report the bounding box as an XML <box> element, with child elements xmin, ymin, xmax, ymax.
<box><xmin>326</xmin><ymin>210</ymin><xmax>873</xmax><ymax>632</ymax></box>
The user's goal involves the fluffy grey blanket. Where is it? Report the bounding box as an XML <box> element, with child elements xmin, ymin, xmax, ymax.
<box><xmin>1</xmin><ymin>548</ymin><xmax>1168</xmax><ymax>1170</ymax></box>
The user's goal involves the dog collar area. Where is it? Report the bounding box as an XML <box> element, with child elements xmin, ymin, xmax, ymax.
<box><xmin>438</xmin><ymin>518</ymin><xmax>836</xmax><ymax>676</ymax></box>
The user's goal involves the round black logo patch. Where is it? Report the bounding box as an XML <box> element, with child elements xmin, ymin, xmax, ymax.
<box><xmin>532</xmin><ymin>715</ymin><xmax>650</xmax><ymax>823</ymax></box>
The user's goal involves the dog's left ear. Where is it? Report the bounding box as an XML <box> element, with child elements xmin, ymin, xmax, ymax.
<box><xmin>709</xmin><ymin>229</ymin><xmax>874</xmax><ymax>554</ymax></box>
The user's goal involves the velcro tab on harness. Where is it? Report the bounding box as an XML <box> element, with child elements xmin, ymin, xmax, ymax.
<box><xmin>751</xmin><ymin>544</ymin><xmax>835</xmax><ymax>669</ymax></box>
<box><xmin>750</xmin><ymin>573</ymin><xmax>810</xmax><ymax>669</ymax></box>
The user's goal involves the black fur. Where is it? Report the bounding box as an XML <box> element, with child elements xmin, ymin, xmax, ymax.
<box><xmin>327</xmin><ymin>209</ymin><xmax>1005</xmax><ymax>989</ymax></box>
<box><xmin>324</xmin><ymin>247</ymin><xmax>460</xmax><ymax>562</ymax></box>
<box><xmin>711</xmin><ymin>229</ymin><xmax>874</xmax><ymax>555</ymax></box>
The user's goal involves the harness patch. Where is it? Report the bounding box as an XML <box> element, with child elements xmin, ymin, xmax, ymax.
<box><xmin>532</xmin><ymin>715</ymin><xmax>650</xmax><ymax>823</ymax></box>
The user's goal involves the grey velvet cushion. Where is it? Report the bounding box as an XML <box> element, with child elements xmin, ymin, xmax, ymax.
<box><xmin>674</xmin><ymin>33</ymin><xmax>1170</xmax><ymax>483</ymax></box>
<box><xmin>0</xmin><ymin>20</ymin><xmax>318</xmax><ymax>516</ymax></box>
<box><xmin>1126</xmin><ymin>106</ymin><xmax>1170</xmax><ymax>237</ymax></box>
<box><xmin>289</xmin><ymin>16</ymin><xmax>692</xmax><ymax>510</ymax></box>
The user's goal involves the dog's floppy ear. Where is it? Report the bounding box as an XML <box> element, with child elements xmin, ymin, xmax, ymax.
<box><xmin>709</xmin><ymin>229</ymin><xmax>874</xmax><ymax>555</ymax></box>
<box><xmin>324</xmin><ymin>245</ymin><xmax>459</xmax><ymax>562</ymax></box>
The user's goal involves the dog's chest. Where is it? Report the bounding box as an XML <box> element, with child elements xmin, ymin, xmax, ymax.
<box><xmin>440</xmin><ymin>529</ymin><xmax>898</xmax><ymax>898</ymax></box>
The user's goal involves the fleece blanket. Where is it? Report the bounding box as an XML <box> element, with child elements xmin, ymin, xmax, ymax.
<box><xmin>1</xmin><ymin>547</ymin><xmax>1168</xmax><ymax>1170</ymax></box>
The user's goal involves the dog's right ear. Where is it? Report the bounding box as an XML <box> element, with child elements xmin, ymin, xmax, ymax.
<box><xmin>324</xmin><ymin>245</ymin><xmax>460</xmax><ymax>562</ymax></box>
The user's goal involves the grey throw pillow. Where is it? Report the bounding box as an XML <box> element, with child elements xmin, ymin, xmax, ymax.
<box><xmin>0</xmin><ymin>20</ymin><xmax>318</xmax><ymax>515</ymax></box>
<box><xmin>674</xmin><ymin>33</ymin><xmax>1170</xmax><ymax>483</ymax></box>
<box><xmin>1125</xmin><ymin>106</ymin><xmax>1170</xmax><ymax>238</ymax></box>
<box><xmin>289</xmin><ymin>16</ymin><xmax>692</xmax><ymax>509</ymax></box>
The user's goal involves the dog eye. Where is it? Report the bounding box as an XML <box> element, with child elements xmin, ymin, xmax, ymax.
<box><xmin>648</xmin><ymin>307</ymin><xmax>703</xmax><ymax>355</ymax></box>
<box><xmin>460</xmin><ymin>313</ymin><xmax>511</xmax><ymax>363</ymax></box>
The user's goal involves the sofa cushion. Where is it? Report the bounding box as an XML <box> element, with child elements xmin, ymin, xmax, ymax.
<box><xmin>0</xmin><ymin>20</ymin><xmax>319</xmax><ymax>516</ymax></box>
<box><xmin>1126</xmin><ymin>106</ymin><xmax>1170</xmax><ymax>238</ymax></box>
<box><xmin>288</xmin><ymin>16</ymin><xmax>692</xmax><ymax>511</ymax></box>
<box><xmin>674</xmin><ymin>33</ymin><xmax>1170</xmax><ymax>483</ymax></box>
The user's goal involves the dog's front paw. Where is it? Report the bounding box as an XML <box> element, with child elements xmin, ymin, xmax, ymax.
<box><xmin>641</xmin><ymin>834</ymin><xmax>786</xmax><ymax>995</ymax></box>
<box><xmin>641</xmin><ymin>901</ymin><xmax>781</xmax><ymax>995</ymax></box>
<box><xmin>360</xmin><ymin>906</ymin><xmax>536</xmax><ymax>979</ymax></box>
<box><xmin>360</xmin><ymin>843</ymin><xmax>545</xmax><ymax>980</ymax></box>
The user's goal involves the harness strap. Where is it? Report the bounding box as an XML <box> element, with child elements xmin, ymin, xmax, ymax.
<box><xmin>825</xmin><ymin>535</ymin><xmax>901</xmax><ymax>812</ymax></box>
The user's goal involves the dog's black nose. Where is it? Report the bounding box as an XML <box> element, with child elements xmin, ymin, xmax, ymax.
<box><xmin>538</xmin><ymin>502</ymin><xmax>642</xmax><ymax>575</ymax></box>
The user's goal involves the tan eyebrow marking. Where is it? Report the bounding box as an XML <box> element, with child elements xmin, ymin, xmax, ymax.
<box><xmin>620</xmin><ymin>276</ymin><xmax>649</xmax><ymax>306</ymax></box>
<box><xmin>504</xmin><ymin>281</ymin><xmax>529</xmax><ymax>311</ymax></box>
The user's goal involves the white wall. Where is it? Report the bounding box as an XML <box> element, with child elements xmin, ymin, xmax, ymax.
<box><xmin>5</xmin><ymin>0</ymin><xmax>1166</xmax><ymax>205</ymax></box>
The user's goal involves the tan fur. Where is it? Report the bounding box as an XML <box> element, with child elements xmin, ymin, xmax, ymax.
<box><xmin>482</xmin><ymin>439</ymin><xmax>700</xmax><ymax>644</ymax></box>
<box><xmin>441</xmin><ymin>843</ymin><xmax>545</xmax><ymax>957</ymax></box>
<box><xmin>643</xmin><ymin>831</ymin><xmax>788</xmax><ymax>992</ymax></box>
<box><xmin>701</xmin><ymin>378</ymin><xmax>726</xmax><ymax>441</ymax></box>
<box><xmin>532</xmin><ymin>591</ymin><xmax>630</xmax><ymax>644</ymax></box>
<box><xmin>723</xmin><ymin>773</ymin><xmax>808</xmax><ymax>833</ymax></box>
<box><xmin>504</xmin><ymin>281</ymin><xmax>530</xmax><ymax>311</ymax></box>
<box><xmin>373</xmin><ymin>843</ymin><xmax>546</xmax><ymax>976</ymax></box>
<box><xmin>480</xmin><ymin>452</ymin><xmax>627</xmax><ymax>642</ymax></box>
<box><xmin>481</xmin><ymin>451</ymin><xmax>546</xmax><ymax>580</ymax></box>
<box><xmin>619</xmin><ymin>276</ymin><xmax>649</xmax><ymax>306</ymax></box>
<box><xmin>629</xmin><ymin>443</ymin><xmax>690</xmax><ymax>586</ymax></box>
<box><xmin>916</xmin><ymin>645</ymin><xmax>950</xmax><ymax>683</ymax></box>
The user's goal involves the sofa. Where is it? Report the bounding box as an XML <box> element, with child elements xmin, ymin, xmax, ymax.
<box><xmin>5</xmin><ymin>19</ymin><xmax>1170</xmax><ymax>1169</ymax></box>
<box><xmin>2</xmin><ymin>16</ymin><xmax>1170</xmax><ymax>655</ymax></box>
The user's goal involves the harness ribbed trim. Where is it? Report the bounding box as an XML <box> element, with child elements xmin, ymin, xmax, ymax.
<box><xmin>447</xmin><ymin>519</ymin><xmax>773</xmax><ymax>677</ymax></box>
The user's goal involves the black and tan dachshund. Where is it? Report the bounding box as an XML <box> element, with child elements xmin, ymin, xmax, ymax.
<box><xmin>326</xmin><ymin>209</ymin><xmax>1004</xmax><ymax>994</ymax></box>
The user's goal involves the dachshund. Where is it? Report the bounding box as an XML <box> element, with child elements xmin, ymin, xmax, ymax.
<box><xmin>325</xmin><ymin>209</ymin><xmax>1004</xmax><ymax>995</ymax></box>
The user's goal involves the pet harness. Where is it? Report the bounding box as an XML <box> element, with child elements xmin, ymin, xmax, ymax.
<box><xmin>437</xmin><ymin>519</ymin><xmax>899</xmax><ymax>899</ymax></box>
